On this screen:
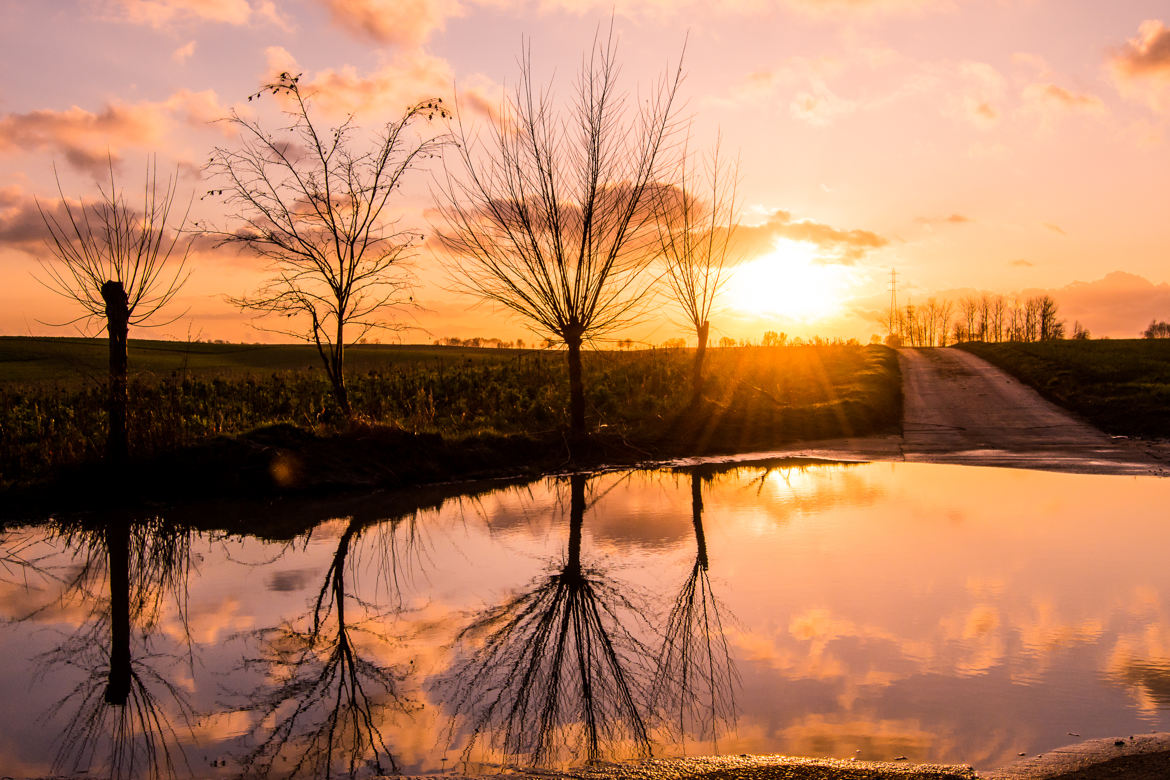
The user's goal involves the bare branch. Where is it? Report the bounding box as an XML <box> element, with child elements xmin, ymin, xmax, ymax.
<box><xmin>202</xmin><ymin>72</ymin><xmax>450</xmax><ymax>415</ymax></box>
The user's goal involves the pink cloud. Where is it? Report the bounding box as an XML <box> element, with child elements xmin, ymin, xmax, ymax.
<box><xmin>316</xmin><ymin>0</ymin><xmax>461</xmax><ymax>46</ymax></box>
<box><xmin>1022</xmin><ymin>82</ymin><xmax>1106</xmax><ymax>118</ymax></box>
<box><xmin>1109</xmin><ymin>20</ymin><xmax>1170</xmax><ymax>111</ymax></box>
<box><xmin>0</xmin><ymin>90</ymin><xmax>230</xmax><ymax>175</ymax></box>
<box><xmin>731</xmin><ymin>209</ymin><xmax>888</xmax><ymax>264</ymax></box>
<box><xmin>109</xmin><ymin>0</ymin><xmax>284</xmax><ymax>27</ymax></box>
<box><xmin>1111</xmin><ymin>19</ymin><xmax>1170</xmax><ymax>79</ymax></box>
<box><xmin>1049</xmin><ymin>272</ymin><xmax>1170</xmax><ymax>338</ymax></box>
<box><xmin>172</xmin><ymin>40</ymin><xmax>197</xmax><ymax>63</ymax></box>
<box><xmin>261</xmin><ymin>47</ymin><xmax>497</xmax><ymax>122</ymax></box>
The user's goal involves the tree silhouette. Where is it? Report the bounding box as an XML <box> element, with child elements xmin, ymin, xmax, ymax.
<box><xmin>37</xmin><ymin>159</ymin><xmax>191</xmax><ymax>464</ymax></box>
<box><xmin>236</xmin><ymin>513</ymin><xmax>419</xmax><ymax>777</ymax></box>
<box><xmin>436</xmin><ymin>473</ymin><xmax>657</xmax><ymax>767</ymax></box>
<box><xmin>436</xmin><ymin>32</ymin><xmax>684</xmax><ymax>437</ymax></box>
<box><xmin>652</xmin><ymin>468</ymin><xmax>738</xmax><ymax>751</ymax></box>
<box><xmin>653</xmin><ymin>139</ymin><xmax>739</xmax><ymax>402</ymax></box>
<box><xmin>31</xmin><ymin>516</ymin><xmax>196</xmax><ymax>779</ymax></box>
<box><xmin>204</xmin><ymin>72</ymin><xmax>448</xmax><ymax>417</ymax></box>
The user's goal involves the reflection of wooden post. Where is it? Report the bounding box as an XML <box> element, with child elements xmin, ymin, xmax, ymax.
<box><xmin>105</xmin><ymin>519</ymin><xmax>131</xmax><ymax>705</ymax></box>
<box><xmin>101</xmin><ymin>280</ymin><xmax>130</xmax><ymax>466</ymax></box>
<box><xmin>691</xmin><ymin>472</ymin><xmax>708</xmax><ymax>571</ymax></box>
<box><xmin>566</xmin><ymin>474</ymin><xmax>586</xmax><ymax>578</ymax></box>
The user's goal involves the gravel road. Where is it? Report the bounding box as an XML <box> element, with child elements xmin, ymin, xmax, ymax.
<box><xmin>897</xmin><ymin>348</ymin><xmax>1168</xmax><ymax>475</ymax></box>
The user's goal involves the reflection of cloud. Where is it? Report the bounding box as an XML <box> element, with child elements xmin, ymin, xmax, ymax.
<box><xmin>778</xmin><ymin>713</ymin><xmax>936</xmax><ymax>761</ymax></box>
<box><xmin>731</xmin><ymin>209</ymin><xmax>888</xmax><ymax>265</ymax></box>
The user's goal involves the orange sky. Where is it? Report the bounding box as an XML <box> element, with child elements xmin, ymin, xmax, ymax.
<box><xmin>1</xmin><ymin>1</ymin><xmax>1168</xmax><ymax>345</ymax></box>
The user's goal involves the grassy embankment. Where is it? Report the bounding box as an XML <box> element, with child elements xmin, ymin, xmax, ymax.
<box><xmin>956</xmin><ymin>339</ymin><xmax>1170</xmax><ymax>438</ymax></box>
<box><xmin>0</xmin><ymin>336</ymin><xmax>900</xmax><ymax>501</ymax></box>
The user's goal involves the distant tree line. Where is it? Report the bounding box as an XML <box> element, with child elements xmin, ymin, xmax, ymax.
<box><xmin>433</xmin><ymin>336</ymin><xmax>524</xmax><ymax>349</ymax></box>
<box><xmin>1143</xmin><ymin>320</ymin><xmax>1170</xmax><ymax>339</ymax></box>
<box><xmin>888</xmin><ymin>293</ymin><xmax>1082</xmax><ymax>347</ymax></box>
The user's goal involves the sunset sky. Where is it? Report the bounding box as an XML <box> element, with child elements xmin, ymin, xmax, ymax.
<box><xmin>1</xmin><ymin>0</ymin><xmax>1168</xmax><ymax>345</ymax></box>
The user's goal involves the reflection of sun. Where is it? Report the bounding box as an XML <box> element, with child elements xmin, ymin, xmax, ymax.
<box><xmin>725</xmin><ymin>239</ymin><xmax>851</xmax><ymax>321</ymax></box>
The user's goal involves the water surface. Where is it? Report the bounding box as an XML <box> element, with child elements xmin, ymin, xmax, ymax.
<box><xmin>2</xmin><ymin>460</ymin><xmax>1169</xmax><ymax>777</ymax></box>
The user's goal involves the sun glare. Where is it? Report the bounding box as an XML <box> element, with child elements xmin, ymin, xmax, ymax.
<box><xmin>725</xmin><ymin>239</ymin><xmax>851</xmax><ymax>321</ymax></box>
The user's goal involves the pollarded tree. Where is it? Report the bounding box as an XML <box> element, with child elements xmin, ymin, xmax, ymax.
<box><xmin>37</xmin><ymin>159</ymin><xmax>191</xmax><ymax>465</ymax></box>
<box><xmin>436</xmin><ymin>34</ymin><xmax>684</xmax><ymax>438</ymax></box>
<box><xmin>652</xmin><ymin>138</ymin><xmax>738</xmax><ymax>401</ymax></box>
<box><xmin>203</xmin><ymin>73</ymin><xmax>448</xmax><ymax>417</ymax></box>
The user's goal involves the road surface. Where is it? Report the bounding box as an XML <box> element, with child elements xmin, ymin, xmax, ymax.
<box><xmin>897</xmin><ymin>348</ymin><xmax>1168</xmax><ymax>474</ymax></box>
<box><xmin>693</xmin><ymin>347</ymin><xmax>1169</xmax><ymax>476</ymax></box>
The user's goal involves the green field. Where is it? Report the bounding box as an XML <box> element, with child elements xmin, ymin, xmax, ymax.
<box><xmin>0</xmin><ymin>337</ymin><xmax>901</xmax><ymax>487</ymax></box>
<box><xmin>0</xmin><ymin>336</ymin><xmax>518</xmax><ymax>384</ymax></box>
<box><xmin>956</xmin><ymin>339</ymin><xmax>1170</xmax><ymax>438</ymax></box>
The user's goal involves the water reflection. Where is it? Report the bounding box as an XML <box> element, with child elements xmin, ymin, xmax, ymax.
<box><xmin>31</xmin><ymin>516</ymin><xmax>195</xmax><ymax>779</ymax></box>
<box><xmin>3</xmin><ymin>461</ymin><xmax>1170</xmax><ymax>776</ymax></box>
<box><xmin>652</xmin><ymin>468</ymin><xmax>738</xmax><ymax>751</ymax></box>
<box><xmin>234</xmin><ymin>513</ymin><xmax>417</xmax><ymax>777</ymax></box>
<box><xmin>438</xmin><ymin>473</ymin><xmax>658</xmax><ymax>767</ymax></box>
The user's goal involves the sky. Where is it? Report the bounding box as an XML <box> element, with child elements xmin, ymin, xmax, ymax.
<box><xmin>1</xmin><ymin>0</ymin><xmax>1168</xmax><ymax>346</ymax></box>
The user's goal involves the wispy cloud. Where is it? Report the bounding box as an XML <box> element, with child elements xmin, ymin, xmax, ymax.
<box><xmin>916</xmin><ymin>213</ymin><xmax>971</xmax><ymax>227</ymax></box>
<box><xmin>1024</xmin><ymin>82</ymin><xmax>1104</xmax><ymax>115</ymax></box>
<box><xmin>172</xmin><ymin>40</ymin><xmax>197</xmax><ymax>63</ymax></box>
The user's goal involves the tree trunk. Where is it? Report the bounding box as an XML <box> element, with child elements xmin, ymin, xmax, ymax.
<box><xmin>690</xmin><ymin>472</ymin><xmax>709</xmax><ymax>571</ymax></box>
<box><xmin>333</xmin><ymin>322</ymin><xmax>351</xmax><ymax>417</ymax></box>
<box><xmin>101</xmin><ymin>281</ymin><xmax>129</xmax><ymax>466</ymax></box>
<box><xmin>104</xmin><ymin>518</ymin><xmax>132</xmax><ymax>706</ymax></box>
<box><xmin>566</xmin><ymin>333</ymin><xmax>585</xmax><ymax>438</ymax></box>
<box><xmin>566</xmin><ymin>473</ymin><xmax>586</xmax><ymax>580</ymax></box>
<box><xmin>691</xmin><ymin>320</ymin><xmax>709</xmax><ymax>402</ymax></box>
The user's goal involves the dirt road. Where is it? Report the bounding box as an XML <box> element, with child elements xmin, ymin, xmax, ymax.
<box><xmin>897</xmin><ymin>348</ymin><xmax>1169</xmax><ymax>474</ymax></box>
<box><xmin>730</xmin><ymin>348</ymin><xmax>1168</xmax><ymax>476</ymax></box>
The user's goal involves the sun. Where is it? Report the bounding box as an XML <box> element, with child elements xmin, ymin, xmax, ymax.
<box><xmin>724</xmin><ymin>239</ymin><xmax>851</xmax><ymax>321</ymax></box>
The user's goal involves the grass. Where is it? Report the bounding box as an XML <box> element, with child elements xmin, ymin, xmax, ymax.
<box><xmin>956</xmin><ymin>339</ymin><xmax>1170</xmax><ymax>438</ymax></box>
<box><xmin>0</xmin><ymin>337</ymin><xmax>901</xmax><ymax>491</ymax></box>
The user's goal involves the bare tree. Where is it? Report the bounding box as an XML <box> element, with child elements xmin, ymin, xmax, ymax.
<box><xmin>653</xmin><ymin>138</ymin><xmax>738</xmax><ymax>401</ymax></box>
<box><xmin>436</xmin><ymin>34</ymin><xmax>683</xmax><ymax>437</ymax></box>
<box><xmin>37</xmin><ymin>159</ymin><xmax>191</xmax><ymax>464</ymax></box>
<box><xmin>204</xmin><ymin>72</ymin><xmax>448</xmax><ymax>416</ymax></box>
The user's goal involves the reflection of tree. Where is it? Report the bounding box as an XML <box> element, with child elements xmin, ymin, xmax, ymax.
<box><xmin>653</xmin><ymin>468</ymin><xmax>737</xmax><ymax>750</ymax></box>
<box><xmin>238</xmin><ymin>514</ymin><xmax>417</xmax><ymax>778</ymax></box>
<box><xmin>439</xmin><ymin>473</ymin><xmax>656</xmax><ymax>767</ymax></box>
<box><xmin>35</xmin><ymin>516</ymin><xmax>195</xmax><ymax>780</ymax></box>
